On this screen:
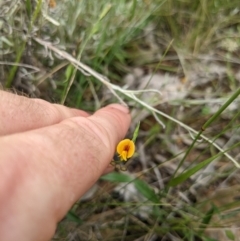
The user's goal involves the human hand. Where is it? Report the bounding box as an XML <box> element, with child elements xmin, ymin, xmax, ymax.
<box><xmin>0</xmin><ymin>90</ymin><xmax>131</xmax><ymax>241</ymax></box>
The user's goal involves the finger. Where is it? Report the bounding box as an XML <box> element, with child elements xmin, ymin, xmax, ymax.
<box><xmin>0</xmin><ymin>104</ymin><xmax>131</xmax><ymax>241</ymax></box>
<box><xmin>87</xmin><ymin>104</ymin><xmax>131</xmax><ymax>153</ymax></box>
<box><xmin>0</xmin><ymin>90</ymin><xmax>89</xmax><ymax>135</ymax></box>
<box><xmin>102</xmin><ymin>165</ymin><xmax>115</xmax><ymax>175</ymax></box>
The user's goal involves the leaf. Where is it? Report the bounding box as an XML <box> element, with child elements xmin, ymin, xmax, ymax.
<box><xmin>102</xmin><ymin>173</ymin><xmax>159</xmax><ymax>203</ymax></box>
<box><xmin>132</xmin><ymin>121</ymin><xmax>140</xmax><ymax>143</ymax></box>
<box><xmin>168</xmin><ymin>154</ymin><xmax>218</xmax><ymax>187</ymax></box>
<box><xmin>225</xmin><ymin>230</ymin><xmax>235</xmax><ymax>240</ymax></box>
<box><xmin>201</xmin><ymin>205</ymin><xmax>215</xmax><ymax>226</ymax></box>
<box><xmin>25</xmin><ymin>0</ymin><xmax>32</xmax><ymax>19</ymax></box>
<box><xmin>66</xmin><ymin>211</ymin><xmax>83</xmax><ymax>224</ymax></box>
<box><xmin>99</xmin><ymin>4</ymin><xmax>112</xmax><ymax>20</ymax></box>
<box><xmin>134</xmin><ymin>179</ymin><xmax>159</xmax><ymax>203</ymax></box>
<box><xmin>65</xmin><ymin>65</ymin><xmax>73</xmax><ymax>80</ymax></box>
<box><xmin>199</xmin><ymin>205</ymin><xmax>216</xmax><ymax>235</ymax></box>
<box><xmin>101</xmin><ymin>172</ymin><xmax>133</xmax><ymax>183</ymax></box>
<box><xmin>31</xmin><ymin>0</ymin><xmax>42</xmax><ymax>25</ymax></box>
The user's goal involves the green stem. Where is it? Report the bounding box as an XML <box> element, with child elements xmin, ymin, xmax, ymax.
<box><xmin>202</xmin><ymin>87</ymin><xmax>240</xmax><ymax>131</ymax></box>
<box><xmin>5</xmin><ymin>43</ymin><xmax>26</xmax><ymax>88</ymax></box>
<box><xmin>5</xmin><ymin>0</ymin><xmax>42</xmax><ymax>88</ymax></box>
<box><xmin>172</xmin><ymin>130</ymin><xmax>203</xmax><ymax>178</ymax></box>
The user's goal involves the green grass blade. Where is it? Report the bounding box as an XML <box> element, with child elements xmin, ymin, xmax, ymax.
<box><xmin>5</xmin><ymin>43</ymin><xmax>26</xmax><ymax>88</ymax></box>
<box><xmin>31</xmin><ymin>0</ymin><xmax>42</xmax><ymax>26</ymax></box>
<box><xmin>170</xmin><ymin>88</ymin><xmax>240</xmax><ymax>179</ymax></box>
<box><xmin>198</xmin><ymin>205</ymin><xmax>216</xmax><ymax>235</ymax></box>
<box><xmin>171</xmin><ymin>130</ymin><xmax>203</xmax><ymax>180</ymax></box>
<box><xmin>102</xmin><ymin>173</ymin><xmax>159</xmax><ymax>203</ymax></box>
<box><xmin>101</xmin><ymin>172</ymin><xmax>133</xmax><ymax>182</ymax></box>
<box><xmin>25</xmin><ymin>0</ymin><xmax>32</xmax><ymax>19</ymax></box>
<box><xmin>202</xmin><ymin>87</ymin><xmax>240</xmax><ymax>131</ymax></box>
<box><xmin>134</xmin><ymin>179</ymin><xmax>159</xmax><ymax>203</ymax></box>
<box><xmin>168</xmin><ymin>153</ymin><xmax>220</xmax><ymax>187</ymax></box>
<box><xmin>132</xmin><ymin>121</ymin><xmax>140</xmax><ymax>143</ymax></box>
<box><xmin>129</xmin><ymin>0</ymin><xmax>137</xmax><ymax>21</ymax></box>
<box><xmin>61</xmin><ymin>3</ymin><xmax>112</xmax><ymax>104</ymax></box>
<box><xmin>225</xmin><ymin>230</ymin><xmax>235</xmax><ymax>241</ymax></box>
<box><xmin>99</xmin><ymin>3</ymin><xmax>112</xmax><ymax>20</ymax></box>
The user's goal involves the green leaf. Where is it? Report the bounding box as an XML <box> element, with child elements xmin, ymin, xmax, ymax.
<box><xmin>66</xmin><ymin>211</ymin><xmax>83</xmax><ymax>224</ymax></box>
<box><xmin>168</xmin><ymin>154</ymin><xmax>218</xmax><ymax>187</ymax></box>
<box><xmin>134</xmin><ymin>179</ymin><xmax>159</xmax><ymax>203</ymax></box>
<box><xmin>132</xmin><ymin>122</ymin><xmax>140</xmax><ymax>143</ymax></box>
<box><xmin>201</xmin><ymin>205</ymin><xmax>215</xmax><ymax>226</ymax></box>
<box><xmin>31</xmin><ymin>0</ymin><xmax>42</xmax><ymax>25</ymax></box>
<box><xmin>101</xmin><ymin>172</ymin><xmax>133</xmax><ymax>183</ymax></box>
<box><xmin>225</xmin><ymin>230</ymin><xmax>235</xmax><ymax>240</ymax></box>
<box><xmin>99</xmin><ymin>4</ymin><xmax>112</xmax><ymax>20</ymax></box>
<box><xmin>25</xmin><ymin>0</ymin><xmax>32</xmax><ymax>19</ymax></box>
<box><xmin>202</xmin><ymin>87</ymin><xmax>240</xmax><ymax>131</ymax></box>
<box><xmin>65</xmin><ymin>65</ymin><xmax>73</xmax><ymax>80</ymax></box>
<box><xmin>199</xmin><ymin>205</ymin><xmax>216</xmax><ymax>235</ymax></box>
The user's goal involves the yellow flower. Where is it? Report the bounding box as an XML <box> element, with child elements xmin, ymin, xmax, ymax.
<box><xmin>116</xmin><ymin>139</ymin><xmax>135</xmax><ymax>161</ymax></box>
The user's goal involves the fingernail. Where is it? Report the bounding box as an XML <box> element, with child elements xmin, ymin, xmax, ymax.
<box><xmin>110</xmin><ymin>104</ymin><xmax>129</xmax><ymax>114</ymax></box>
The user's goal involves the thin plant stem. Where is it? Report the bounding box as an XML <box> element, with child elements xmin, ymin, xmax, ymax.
<box><xmin>202</xmin><ymin>87</ymin><xmax>240</xmax><ymax>131</ymax></box>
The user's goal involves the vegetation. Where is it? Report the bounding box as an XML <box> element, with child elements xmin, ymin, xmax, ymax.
<box><xmin>1</xmin><ymin>0</ymin><xmax>240</xmax><ymax>240</ymax></box>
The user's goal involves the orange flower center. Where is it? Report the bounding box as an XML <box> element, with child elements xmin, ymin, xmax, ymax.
<box><xmin>124</xmin><ymin>145</ymin><xmax>130</xmax><ymax>151</ymax></box>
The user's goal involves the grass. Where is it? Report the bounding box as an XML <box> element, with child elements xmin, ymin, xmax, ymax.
<box><xmin>1</xmin><ymin>0</ymin><xmax>240</xmax><ymax>240</ymax></box>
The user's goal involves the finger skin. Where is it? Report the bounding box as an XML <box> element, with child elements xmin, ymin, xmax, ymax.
<box><xmin>0</xmin><ymin>104</ymin><xmax>130</xmax><ymax>241</ymax></box>
<box><xmin>0</xmin><ymin>90</ymin><xmax>89</xmax><ymax>135</ymax></box>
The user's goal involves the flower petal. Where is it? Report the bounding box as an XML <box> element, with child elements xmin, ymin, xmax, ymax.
<box><xmin>116</xmin><ymin>139</ymin><xmax>135</xmax><ymax>161</ymax></box>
